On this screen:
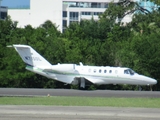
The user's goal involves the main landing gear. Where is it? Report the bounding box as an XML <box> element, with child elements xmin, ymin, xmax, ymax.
<box><xmin>138</xmin><ymin>85</ymin><xmax>153</xmax><ymax>91</ymax></box>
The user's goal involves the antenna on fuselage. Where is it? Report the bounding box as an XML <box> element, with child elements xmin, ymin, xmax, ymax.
<box><xmin>79</xmin><ymin>62</ymin><xmax>83</xmax><ymax>66</ymax></box>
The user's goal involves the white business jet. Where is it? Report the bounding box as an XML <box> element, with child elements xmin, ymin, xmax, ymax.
<box><xmin>9</xmin><ymin>44</ymin><xmax>157</xmax><ymax>89</ymax></box>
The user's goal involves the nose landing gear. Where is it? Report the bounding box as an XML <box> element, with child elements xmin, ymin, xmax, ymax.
<box><xmin>150</xmin><ymin>85</ymin><xmax>153</xmax><ymax>91</ymax></box>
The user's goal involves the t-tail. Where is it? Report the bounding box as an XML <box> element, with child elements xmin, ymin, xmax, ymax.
<box><xmin>10</xmin><ymin>45</ymin><xmax>52</xmax><ymax>68</ymax></box>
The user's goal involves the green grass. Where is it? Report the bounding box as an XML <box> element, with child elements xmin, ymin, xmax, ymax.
<box><xmin>0</xmin><ymin>96</ymin><xmax>160</xmax><ymax>108</ymax></box>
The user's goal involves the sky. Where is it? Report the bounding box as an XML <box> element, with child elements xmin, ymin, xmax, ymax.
<box><xmin>1</xmin><ymin>0</ymin><xmax>30</xmax><ymax>8</ymax></box>
<box><xmin>1</xmin><ymin>0</ymin><xmax>155</xmax><ymax>11</ymax></box>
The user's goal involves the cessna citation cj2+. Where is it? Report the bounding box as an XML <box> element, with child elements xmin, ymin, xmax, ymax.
<box><xmin>9</xmin><ymin>44</ymin><xmax>157</xmax><ymax>89</ymax></box>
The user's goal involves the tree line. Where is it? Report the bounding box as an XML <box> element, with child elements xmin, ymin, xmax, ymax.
<box><xmin>0</xmin><ymin>1</ymin><xmax>160</xmax><ymax>90</ymax></box>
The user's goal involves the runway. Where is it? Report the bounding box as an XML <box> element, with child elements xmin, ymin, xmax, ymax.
<box><xmin>0</xmin><ymin>105</ymin><xmax>160</xmax><ymax>120</ymax></box>
<box><xmin>0</xmin><ymin>89</ymin><xmax>160</xmax><ymax>120</ymax></box>
<box><xmin>0</xmin><ymin>88</ymin><xmax>160</xmax><ymax>98</ymax></box>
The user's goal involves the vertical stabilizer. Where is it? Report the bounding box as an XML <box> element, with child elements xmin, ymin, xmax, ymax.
<box><xmin>12</xmin><ymin>45</ymin><xmax>51</xmax><ymax>67</ymax></box>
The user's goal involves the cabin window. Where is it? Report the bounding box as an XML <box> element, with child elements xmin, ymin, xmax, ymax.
<box><xmin>115</xmin><ymin>70</ymin><xmax>118</xmax><ymax>74</ymax></box>
<box><xmin>109</xmin><ymin>70</ymin><xmax>112</xmax><ymax>73</ymax></box>
<box><xmin>88</xmin><ymin>69</ymin><xmax>91</xmax><ymax>72</ymax></box>
<box><xmin>93</xmin><ymin>69</ymin><xmax>96</xmax><ymax>73</ymax></box>
<box><xmin>99</xmin><ymin>69</ymin><xmax>101</xmax><ymax>73</ymax></box>
<box><xmin>104</xmin><ymin>70</ymin><xmax>107</xmax><ymax>73</ymax></box>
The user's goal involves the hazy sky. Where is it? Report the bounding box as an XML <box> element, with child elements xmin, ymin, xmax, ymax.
<box><xmin>1</xmin><ymin>0</ymin><xmax>155</xmax><ymax>10</ymax></box>
<box><xmin>1</xmin><ymin>0</ymin><xmax>30</xmax><ymax>8</ymax></box>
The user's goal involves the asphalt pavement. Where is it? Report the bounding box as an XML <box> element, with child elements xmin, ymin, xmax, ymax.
<box><xmin>0</xmin><ymin>105</ymin><xmax>160</xmax><ymax>120</ymax></box>
<box><xmin>0</xmin><ymin>88</ymin><xmax>160</xmax><ymax>98</ymax></box>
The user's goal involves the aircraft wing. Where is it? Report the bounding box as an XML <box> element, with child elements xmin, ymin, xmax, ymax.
<box><xmin>83</xmin><ymin>76</ymin><xmax>104</xmax><ymax>84</ymax></box>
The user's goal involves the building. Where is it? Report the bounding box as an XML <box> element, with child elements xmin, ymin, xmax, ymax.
<box><xmin>0</xmin><ymin>6</ymin><xmax>7</xmax><ymax>19</ymax></box>
<box><xmin>0</xmin><ymin>0</ymin><xmax>8</xmax><ymax>20</ymax></box>
<box><xmin>6</xmin><ymin>0</ymin><xmax>133</xmax><ymax>32</ymax></box>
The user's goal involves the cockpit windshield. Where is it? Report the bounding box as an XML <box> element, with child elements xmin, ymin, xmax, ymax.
<box><xmin>124</xmin><ymin>69</ymin><xmax>135</xmax><ymax>75</ymax></box>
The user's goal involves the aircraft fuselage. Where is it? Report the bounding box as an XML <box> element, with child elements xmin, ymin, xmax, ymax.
<box><xmin>26</xmin><ymin>63</ymin><xmax>157</xmax><ymax>87</ymax></box>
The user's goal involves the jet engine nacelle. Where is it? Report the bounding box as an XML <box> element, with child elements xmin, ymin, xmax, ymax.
<box><xmin>52</xmin><ymin>64</ymin><xmax>76</xmax><ymax>72</ymax></box>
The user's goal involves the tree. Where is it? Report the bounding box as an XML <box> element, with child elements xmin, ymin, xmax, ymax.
<box><xmin>0</xmin><ymin>17</ymin><xmax>21</xmax><ymax>87</ymax></box>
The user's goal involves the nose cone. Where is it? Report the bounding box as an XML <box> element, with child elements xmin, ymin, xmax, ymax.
<box><xmin>146</xmin><ymin>77</ymin><xmax>157</xmax><ymax>85</ymax></box>
<box><xmin>150</xmin><ymin>78</ymin><xmax>157</xmax><ymax>85</ymax></box>
<box><xmin>139</xmin><ymin>75</ymin><xmax>157</xmax><ymax>85</ymax></box>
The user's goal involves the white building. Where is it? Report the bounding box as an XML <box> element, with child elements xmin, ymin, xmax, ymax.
<box><xmin>8</xmin><ymin>0</ymin><xmax>133</xmax><ymax>32</ymax></box>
